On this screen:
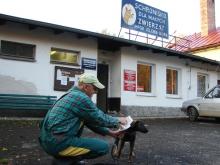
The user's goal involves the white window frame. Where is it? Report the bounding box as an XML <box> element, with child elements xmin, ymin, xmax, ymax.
<box><xmin>166</xmin><ymin>67</ymin><xmax>182</xmax><ymax>98</ymax></box>
<box><xmin>136</xmin><ymin>61</ymin><xmax>156</xmax><ymax>97</ymax></box>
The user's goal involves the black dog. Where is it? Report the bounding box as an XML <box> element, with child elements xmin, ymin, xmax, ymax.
<box><xmin>111</xmin><ymin>120</ymin><xmax>148</xmax><ymax>162</ymax></box>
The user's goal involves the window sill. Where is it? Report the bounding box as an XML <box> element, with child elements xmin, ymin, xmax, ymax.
<box><xmin>50</xmin><ymin>61</ymin><xmax>80</xmax><ymax>67</ymax></box>
<box><xmin>136</xmin><ymin>92</ymin><xmax>156</xmax><ymax>97</ymax></box>
<box><xmin>166</xmin><ymin>94</ymin><xmax>182</xmax><ymax>99</ymax></box>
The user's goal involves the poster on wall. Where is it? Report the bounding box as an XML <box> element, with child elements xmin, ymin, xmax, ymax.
<box><xmin>124</xmin><ymin>69</ymin><xmax>136</xmax><ymax>91</ymax></box>
<box><xmin>54</xmin><ymin>66</ymin><xmax>84</xmax><ymax>91</ymax></box>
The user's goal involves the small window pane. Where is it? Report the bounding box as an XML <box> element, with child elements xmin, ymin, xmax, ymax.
<box><xmin>166</xmin><ymin>69</ymin><xmax>178</xmax><ymax>94</ymax></box>
<box><xmin>137</xmin><ymin>64</ymin><xmax>152</xmax><ymax>92</ymax></box>
<box><xmin>212</xmin><ymin>88</ymin><xmax>220</xmax><ymax>98</ymax></box>
<box><xmin>50</xmin><ymin>48</ymin><xmax>80</xmax><ymax>65</ymax></box>
<box><xmin>205</xmin><ymin>91</ymin><xmax>213</xmax><ymax>98</ymax></box>
<box><xmin>197</xmin><ymin>74</ymin><xmax>206</xmax><ymax>97</ymax></box>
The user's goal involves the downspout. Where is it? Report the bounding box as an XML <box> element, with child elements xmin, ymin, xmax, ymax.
<box><xmin>189</xmin><ymin>66</ymin><xmax>192</xmax><ymax>90</ymax></box>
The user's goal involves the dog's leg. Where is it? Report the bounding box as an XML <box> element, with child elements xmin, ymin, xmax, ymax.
<box><xmin>115</xmin><ymin>137</ymin><xmax>119</xmax><ymax>146</ymax></box>
<box><xmin>117</xmin><ymin>139</ymin><xmax>125</xmax><ymax>159</ymax></box>
<box><xmin>111</xmin><ymin>138</ymin><xmax>119</xmax><ymax>160</ymax></box>
<box><xmin>128</xmin><ymin>140</ymin><xmax>135</xmax><ymax>162</ymax></box>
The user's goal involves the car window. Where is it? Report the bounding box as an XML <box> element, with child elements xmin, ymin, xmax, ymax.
<box><xmin>212</xmin><ymin>87</ymin><xmax>220</xmax><ymax>98</ymax></box>
<box><xmin>205</xmin><ymin>90</ymin><xmax>213</xmax><ymax>98</ymax></box>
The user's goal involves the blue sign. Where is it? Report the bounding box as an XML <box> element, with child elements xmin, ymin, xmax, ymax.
<box><xmin>121</xmin><ymin>0</ymin><xmax>169</xmax><ymax>39</ymax></box>
<box><xmin>81</xmin><ymin>57</ymin><xmax>96</xmax><ymax>70</ymax></box>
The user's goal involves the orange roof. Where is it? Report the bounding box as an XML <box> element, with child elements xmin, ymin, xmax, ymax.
<box><xmin>168</xmin><ymin>27</ymin><xmax>220</xmax><ymax>52</ymax></box>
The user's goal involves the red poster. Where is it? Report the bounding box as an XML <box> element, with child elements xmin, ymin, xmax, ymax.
<box><xmin>124</xmin><ymin>70</ymin><xmax>136</xmax><ymax>81</ymax></box>
<box><xmin>124</xmin><ymin>70</ymin><xmax>136</xmax><ymax>91</ymax></box>
<box><xmin>124</xmin><ymin>81</ymin><xmax>136</xmax><ymax>91</ymax></box>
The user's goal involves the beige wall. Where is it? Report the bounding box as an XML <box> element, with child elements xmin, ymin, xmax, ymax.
<box><xmin>192</xmin><ymin>46</ymin><xmax>220</xmax><ymax>61</ymax></box>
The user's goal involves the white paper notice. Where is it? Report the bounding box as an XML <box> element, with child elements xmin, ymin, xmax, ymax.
<box><xmin>74</xmin><ymin>75</ymin><xmax>80</xmax><ymax>86</ymax></box>
<box><xmin>61</xmin><ymin>76</ymin><xmax>67</xmax><ymax>85</ymax></box>
<box><xmin>69</xmin><ymin>77</ymin><xmax>76</xmax><ymax>82</ymax></box>
<box><xmin>119</xmin><ymin>116</ymin><xmax>133</xmax><ymax>131</ymax></box>
<box><xmin>57</xmin><ymin>69</ymin><xmax>62</xmax><ymax>80</ymax></box>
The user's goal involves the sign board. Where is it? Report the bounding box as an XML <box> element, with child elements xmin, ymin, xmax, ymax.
<box><xmin>121</xmin><ymin>0</ymin><xmax>169</xmax><ymax>39</ymax></box>
<box><xmin>124</xmin><ymin>69</ymin><xmax>136</xmax><ymax>91</ymax></box>
<box><xmin>54</xmin><ymin>66</ymin><xmax>84</xmax><ymax>91</ymax></box>
<box><xmin>81</xmin><ymin>57</ymin><xmax>97</xmax><ymax>70</ymax></box>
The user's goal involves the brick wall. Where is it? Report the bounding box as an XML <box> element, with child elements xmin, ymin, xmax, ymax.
<box><xmin>200</xmin><ymin>0</ymin><xmax>216</xmax><ymax>36</ymax></box>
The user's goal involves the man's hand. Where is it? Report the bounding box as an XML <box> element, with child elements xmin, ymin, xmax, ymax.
<box><xmin>108</xmin><ymin>129</ymin><xmax>124</xmax><ymax>138</ymax></box>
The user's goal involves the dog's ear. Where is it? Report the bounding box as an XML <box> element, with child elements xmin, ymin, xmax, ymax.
<box><xmin>130</xmin><ymin>120</ymin><xmax>138</xmax><ymax>128</ymax></box>
<box><xmin>129</xmin><ymin>120</ymin><xmax>141</xmax><ymax>130</ymax></box>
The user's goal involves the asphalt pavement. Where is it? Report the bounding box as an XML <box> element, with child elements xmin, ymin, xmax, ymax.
<box><xmin>0</xmin><ymin>117</ymin><xmax>220</xmax><ymax>165</ymax></box>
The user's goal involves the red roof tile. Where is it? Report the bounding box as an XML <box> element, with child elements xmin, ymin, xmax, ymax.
<box><xmin>168</xmin><ymin>27</ymin><xmax>220</xmax><ymax>52</ymax></box>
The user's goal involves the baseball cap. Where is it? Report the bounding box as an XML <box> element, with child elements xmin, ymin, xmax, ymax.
<box><xmin>78</xmin><ymin>73</ymin><xmax>105</xmax><ymax>89</ymax></box>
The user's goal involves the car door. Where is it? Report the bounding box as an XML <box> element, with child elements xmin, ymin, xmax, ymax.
<box><xmin>210</xmin><ymin>87</ymin><xmax>220</xmax><ymax>117</ymax></box>
<box><xmin>199</xmin><ymin>86</ymin><xmax>220</xmax><ymax>117</ymax></box>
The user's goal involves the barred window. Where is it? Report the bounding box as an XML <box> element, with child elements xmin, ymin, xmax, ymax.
<box><xmin>0</xmin><ymin>40</ymin><xmax>36</xmax><ymax>61</ymax></box>
<box><xmin>197</xmin><ymin>74</ymin><xmax>207</xmax><ymax>97</ymax></box>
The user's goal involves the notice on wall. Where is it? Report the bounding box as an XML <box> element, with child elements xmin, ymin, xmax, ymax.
<box><xmin>81</xmin><ymin>57</ymin><xmax>96</xmax><ymax>70</ymax></box>
<box><xmin>54</xmin><ymin>66</ymin><xmax>84</xmax><ymax>91</ymax></box>
<box><xmin>124</xmin><ymin>69</ymin><xmax>136</xmax><ymax>91</ymax></box>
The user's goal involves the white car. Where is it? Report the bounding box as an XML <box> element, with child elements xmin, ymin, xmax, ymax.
<box><xmin>181</xmin><ymin>85</ymin><xmax>220</xmax><ymax>121</ymax></box>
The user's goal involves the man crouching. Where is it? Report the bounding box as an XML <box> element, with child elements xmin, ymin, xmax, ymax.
<box><xmin>39</xmin><ymin>73</ymin><xmax>127</xmax><ymax>164</ymax></box>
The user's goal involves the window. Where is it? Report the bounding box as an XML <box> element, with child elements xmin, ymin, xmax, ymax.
<box><xmin>166</xmin><ymin>68</ymin><xmax>178</xmax><ymax>95</ymax></box>
<box><xmin>50</xmin><ymin>48</ymin><xmax>80</xmax><ymax>65</ymax></box>
<box><xmin>205</xmin><ymin>87</ymin><xmax>220</xmax><ymax>99</ymax></box>
<box><xmin>212</xmin><ymin>87</ymin><xmax>220</xmax><ymax>98</ymax></box>
<box><xmin>0</xmin><ymin>40</ymin><xmax>36</xmax><ymax>61</ymax></box>
<box><xmin>197</xmin><ymin>74</ymin><xmax>208</xmax><ymax>97</ymax></box>
<box><xmin>137</xmin><ymin>63</ymin><xmax>152</xmax><ymax>93</ymax></box>
<box><xmin>205</xmin><ymin>90</ymin><xmax>213</xmax><ymax>98</ymax></box>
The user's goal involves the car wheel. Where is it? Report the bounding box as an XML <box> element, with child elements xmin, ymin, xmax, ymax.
<box><xmin>188</xmin><ymin>107</ymin><xmax>199</xmax><ymax>121</ymax></box>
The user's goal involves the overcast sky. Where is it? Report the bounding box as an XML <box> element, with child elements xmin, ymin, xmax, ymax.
<box><xmin>0</xmin><ymin>0</ymin><xmax>219</xmax><ymax>36</ymax></box>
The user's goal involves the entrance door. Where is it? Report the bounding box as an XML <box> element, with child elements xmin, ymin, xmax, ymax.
<box><xmin>97</xmin><ymin>64</ymin><xmax>108</xmax><ymax>112</ymax></box>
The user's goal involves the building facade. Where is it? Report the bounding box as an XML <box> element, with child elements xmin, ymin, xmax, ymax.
<box><xmin>0</xmin><ymin>14</ymin><xmax>219</xmax><ymax>118</ymax></box>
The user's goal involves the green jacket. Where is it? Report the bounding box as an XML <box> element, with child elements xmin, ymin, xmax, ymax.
<box><xmin>39</xmin><ymin>87</ymin><xmax>119</xmax><ymax>155</ymax></box>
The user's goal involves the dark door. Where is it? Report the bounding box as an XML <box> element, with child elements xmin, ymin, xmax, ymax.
<box><xmin>97</xmin><ymin>64</ymin><xmax>108</xmax><ymax>112</ymax></box>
